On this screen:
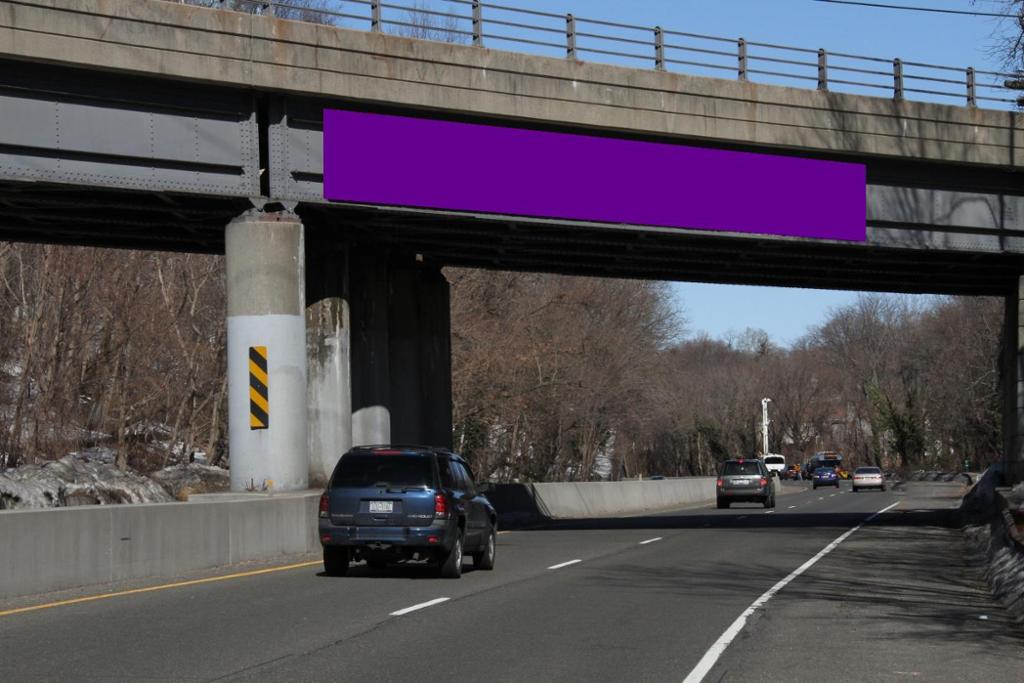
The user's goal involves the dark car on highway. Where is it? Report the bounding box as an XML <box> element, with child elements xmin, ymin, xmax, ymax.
<box><xmin>812</xmin><ymin>466</ymin><xmax>840</xmax><ymax>489</ymax></box>
<box><xmin>319</xmin><ymin>446</ymin><xmax>497</xmax><ymax>579</ymax></box>
<box><xmin>717</xmin><ymin>458</ymin><xmax>775</xmax><ymax>509</ymax></box>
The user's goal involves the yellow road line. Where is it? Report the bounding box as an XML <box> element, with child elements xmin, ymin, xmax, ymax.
<box><xmin>0</xmin><ymin>560</ymin><xmax>321</xmax><ymax>619</ymax></box>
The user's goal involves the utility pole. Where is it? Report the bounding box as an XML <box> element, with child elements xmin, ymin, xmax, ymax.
<box><xmin>761</xmin><ymin>397</ymin><xmax>772</xmax><ymax>456</ymax></box>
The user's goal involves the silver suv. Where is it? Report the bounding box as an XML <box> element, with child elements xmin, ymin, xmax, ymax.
<box><xmin>716</xmin><ymin>459</ymin><xmax>775</xmax><ymax>509</ymax></box>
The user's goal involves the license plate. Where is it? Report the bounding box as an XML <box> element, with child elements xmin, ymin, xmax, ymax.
<box><xmin>735</xmin><ymin>479</ymin><xmax>752</xmax><ymax>486</ymax></box>
<box><xmin>369</xmin><ymin>501</ymin><xmax>394</xmax><ymax>513</ymax></box>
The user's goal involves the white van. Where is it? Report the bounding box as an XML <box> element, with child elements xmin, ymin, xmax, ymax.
<box><xmin>763</xmin><ymin>454</ymin><xmax>786</xmax><ymax>476</ymax></box>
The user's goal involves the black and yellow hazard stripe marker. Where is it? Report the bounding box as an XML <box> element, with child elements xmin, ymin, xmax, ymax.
<box><xmin>249</xmin><ymin>346</ymin><xmax>269</xmax><ymax>430</ymax></box>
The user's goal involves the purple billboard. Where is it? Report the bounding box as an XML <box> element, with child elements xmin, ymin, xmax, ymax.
<box><xmin>323</xmin><ymin>110</ymin><xmax>866</xmax><ymax>242</ymax></box>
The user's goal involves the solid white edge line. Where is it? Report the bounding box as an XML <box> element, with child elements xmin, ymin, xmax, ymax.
<box><xmin>548</xmin><ymin>559</ymin><xmax>583</xmax><ymax>570</ymax></box>
<box><xmin>681</xmin><ymin>501</ymin><xmax>899</xmax><ymax>683</ymax></box>
<box><xmin>639</xmin><ymin>537</ymin><xmax>663</xmax><ymax>545</ymax></box>
<box><xmin>390</xmin><ymin>597</ymin><xmax>450</xmax><ymax>616</ymax></box>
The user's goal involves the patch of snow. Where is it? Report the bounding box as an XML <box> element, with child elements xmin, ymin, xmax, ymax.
<box><xmin>0</xmin><ymin>451</ymin><xmax>173</xmax><ymax>509</ymax></box>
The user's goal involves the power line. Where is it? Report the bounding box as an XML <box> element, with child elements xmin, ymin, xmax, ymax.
<box><xmin>811</xmin><ymin>0</ymin><xmax>1017</xmax><ymax>18</ymax></box>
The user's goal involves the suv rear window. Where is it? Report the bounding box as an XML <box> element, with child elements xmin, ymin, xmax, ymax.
<box><xmin>722</xmin><ymin>462</ymin><xmax>762</xmax><ymax>476</ymax></box>
<box><xmin>764</xmin><ymin>456</ymin><xmax>785</xmax><ymax>465</ymax></box>
<box><xmin>331</xmin><ymin>454</ymin><xmax>434</xmax><ymax>489</ymax></box>
<box><xmin>855</xmin><ymin>467</ymin><xmax>881</xmax><ymax>474</ymax></box>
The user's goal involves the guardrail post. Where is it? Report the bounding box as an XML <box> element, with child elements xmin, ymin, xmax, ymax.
<box><xmin>566</xmin><ymin>14</ymin><xmax>576</xmax><ymax>59</ymax></box>
<box><xmin>893</xmin><ymin>58</ymin><xmax>904</xmax><ymax>101</ymax></box>
<box><xmin>654</xmin><ymin>26</ymin><xmax>665</xmax><ymax>71</ymax></box>
<box><xmin>472</xmin><ymin>0</ymin><xmax>483</xmax><ymax>47</ymax></box>
<box><xmin>371</xmin><ymin>0</ymin><xmax>382</xmax><ymax>32</ymax></box>
<box><xmin>817</xmin><ymin>48</ymin><xmax>828</xmax><ymax>91</ymax></box>
<box><xmin>737</xmin><ymin>37</ymin><xmax>747</xmax><ymax>81</ymax></box>
<box><xmin>264</xmin><ymin>1</ymin><xmax>276</xmax><ymax>18</ymax></box>
<box><xmin>966</xmin><ymin>66</ymin><xmax>976</xmax><ymax>107</ymax></box>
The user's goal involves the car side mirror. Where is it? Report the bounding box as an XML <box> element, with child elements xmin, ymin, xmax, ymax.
<box><xmin>476</xmin><ymin>482</ymin><xmax>493</xmax><ymax>493</ymax></box>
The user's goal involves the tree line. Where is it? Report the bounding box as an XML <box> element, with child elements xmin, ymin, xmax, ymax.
<box><xmin>0</xmin><ymin>245</ymin><xmax>1005</xmax><ymax>479</ymax></box>
<box><xmin>450</xmin><ymin>270</ymin><xmax>1005</xmax><ymax>481</ymax></box>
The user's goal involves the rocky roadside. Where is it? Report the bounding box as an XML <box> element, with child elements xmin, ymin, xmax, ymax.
<box><xmin>963</xmin><ymin>466</ymin><xmax>1024</xmax><ymax>624</ymax></box>
<box><xmin>0</xmin><ymin>449</ymin><xmax>229</xmax><ymax>509</ymax></box>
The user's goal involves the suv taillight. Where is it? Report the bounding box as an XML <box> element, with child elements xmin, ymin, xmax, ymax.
<box><xmin>760</xmin><ymin>477</ymin><xmax>768</xmax><ymax>487</ymax></box>
<box><xmin>319</xmin><ymin>492</ymin><xmax>329</xmax><ymax>519</ymax></box>
<box><xmin>434</xmin><ymin>493</ymin><xmax>448</xmax><ymax>519</ymax></box>
<box><xmin>716</xmin><ymin>478</ymin><xmax>724</xmax><ymax>488</ymax></box>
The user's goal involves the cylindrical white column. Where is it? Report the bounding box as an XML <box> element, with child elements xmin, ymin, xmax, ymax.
<box><xmin>225</xmin><ymin>210</ymin><xmax>308</xmax><ymax>492</ymax></box>
<box><xmin>306</xmin><ymin>240</ymin><xmax>352</xmax><ymax>486</ymax></box>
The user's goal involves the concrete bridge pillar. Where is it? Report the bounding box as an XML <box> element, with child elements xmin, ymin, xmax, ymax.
<box><xmin>388</xmin><ymin>261</ymin><xmax>453</xmax><ymax>449</ymax></box>
<box><xmin>1004</xmin><ymin>278</ymin><xmax>1024</xmax><ymax>484</ymax></box>
<box><xmin>350</xmin><ymin>247</ymin><xmax>393</xmax><ymax>447</ymax></box>
<box><xmin>349</xmin><ymin>249</ymin><xmax>454</xmax><ymax>450</ymax></box>
<box><xmin>225</xmin><ymin>209</ymin><xmax>308</xmax><ymax>492</ymax></box>
<box><xmin>305</xmin><ymin>234</ymin><xmax>351</xmax><ymax>487</ymax></box>
<box><xmin>306</xmin><ymin>245</ymin><xmax>454</xmax><ymax>482</ymax></box>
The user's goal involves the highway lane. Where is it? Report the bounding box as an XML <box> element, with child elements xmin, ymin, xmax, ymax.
<box><xmin>0</xmin><ymin>482</ymin><xmax>1019</xmax><ymax>681</ymax></box>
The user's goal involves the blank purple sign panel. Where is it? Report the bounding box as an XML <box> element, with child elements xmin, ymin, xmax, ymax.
<box><xmin>323</xmin><ymin>109</ymin><xmax>866</xmax><ymax>242</ymax></box>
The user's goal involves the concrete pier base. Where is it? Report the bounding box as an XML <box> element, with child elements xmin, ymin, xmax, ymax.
<box><xmin>306</xmin><ymin>235</ymin><xmax>351</xmax><ymax>487</ymax></box>
<box><xmin>225</xmin><ymin>210</ymin><xmax>308</xmax><ymax>492</ymax></box>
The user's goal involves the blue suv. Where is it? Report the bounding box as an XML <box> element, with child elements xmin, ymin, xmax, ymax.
<box><xmin>319</xmin><ymin>446</ymin><xmax>497</xmax><ymax>578</ymax></box>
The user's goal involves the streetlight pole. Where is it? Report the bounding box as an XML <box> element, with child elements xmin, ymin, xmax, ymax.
<box><xmin>761</xmin><ymin>397</ymin><xmax>772</xmax><ymax>456</ymax></box>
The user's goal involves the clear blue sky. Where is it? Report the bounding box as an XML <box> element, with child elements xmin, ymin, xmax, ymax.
<box><xmin>463</xmin><ymin>0</ymin><xmax>1015</xmax><ymax>345</ymax></box>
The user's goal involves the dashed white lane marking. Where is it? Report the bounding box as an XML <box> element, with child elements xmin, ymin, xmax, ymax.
<box><xmin>390</xmin><ymin>597</ymin><xmax>450</xmax><ymax>616</ymax></box>
<box><xmin>830</xmin><ymin>494</ymin><xmax>836</xmax><ymax>497</ymax></box>
<box><xmin>639</xmin><ymin>537</ymin><xmax>663</xmax><ymax>545</ymax></box>
<box><xmin>787</xmin><ymin>505</ymin><xmax>797</xmax><ymax>509</ymax></box>
<box><xmin>764</xmin><ymin>510</ymin><xmax>775</xmax><ymax>514</ymax></box>
<box><xmin>681</xmin><ymin>501</ymin><xmax>900</xmax><ymax>683</ymax></box>
<box><xmin>735</xmin><ymin>516</ymin><xmax>747</xmax><ymax>521</ymax></box>
<box><xmin>818</xmin><ymin>497</ymin><xmax>824</xmax><ymax>501</ymax></box>
<box><xmin>548</xmin><ymin>559</ymin><xmax>583</xmax><ymax>570</ymax></box>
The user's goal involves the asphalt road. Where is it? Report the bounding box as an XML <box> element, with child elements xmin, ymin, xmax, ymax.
<box><xmin>1</xmin><ymin>481</ymin><xmax>1021</xmax><ymax>682</ymax></box>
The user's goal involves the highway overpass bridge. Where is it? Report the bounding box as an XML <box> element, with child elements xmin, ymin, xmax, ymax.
<box><xmin>1</xmin><ymin>0</ymin><xmax>1023</xmax><ymax>488</ymax></box>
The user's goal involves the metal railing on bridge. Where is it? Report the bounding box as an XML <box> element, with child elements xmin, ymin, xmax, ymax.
<box><xmin>178</xmin><ymin>0</ymin><xmax>1022</xmax><ymax>109</ymax></box>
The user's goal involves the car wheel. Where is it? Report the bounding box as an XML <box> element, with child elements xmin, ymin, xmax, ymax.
<box><xmin>717</xmin><ymin>499</ymin><xmax>729</xmax><ymax>509</ymax></box>
<box><xmin>852</xmin><ymin>487</ymin><xmax>858</xmax><ymax>493</ymax></box>
<box><xmin>438</xmin><ymin>531</ymin><xmax>464</xmax><ymax>579</ymax></box>
<box><xmin>323</xmin><ymin>546</ymin><xmax>349</xmax><ymax>577</ymax></box>
<box><xmin>881</xmin><ymin>486</ymin><xmax>886</xmax><ymax>492</ymax></box>
<box><xmin>472</xmin><ymin>525</ymin><xmax>497</xmax><ymax>570</ymax></box>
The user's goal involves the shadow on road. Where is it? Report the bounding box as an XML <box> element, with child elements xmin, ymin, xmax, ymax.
<box><xmin>513</xmin><ymin>508</ymin><xmax>956</xmax><ymax>533</ymax></box>
<box><xmin>314</xmin><ymin>564</ymin><xmax>486</xmax><ymax>580</ymax></box>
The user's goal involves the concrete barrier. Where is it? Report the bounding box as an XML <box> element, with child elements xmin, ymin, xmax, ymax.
<box><xmin>0</xmin><ymin>491</ymin><xmax>320</xmax><ymax>601</ymax></box>
<box><xmin>1</xmin><ymin>478</ymin><xmax>800</xmax><ymax>600</ymax></box>
<box><xmin>491</xmin><ymin>477</ymin><xmax>800</xmax><ymax>522</ymax></box>
<box><xmin>532</xmin><ymin>478</ymin><xmax>717</xmax><ymax>518</ymax></box>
